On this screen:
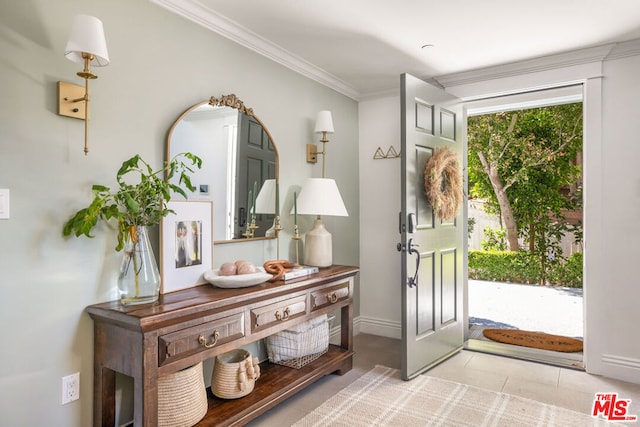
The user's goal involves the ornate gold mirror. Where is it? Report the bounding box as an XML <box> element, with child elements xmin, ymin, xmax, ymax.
<box><xmin>166</xmin><ymin>94</ymin><xmax>279</xmax><ymax>243</ymax></box>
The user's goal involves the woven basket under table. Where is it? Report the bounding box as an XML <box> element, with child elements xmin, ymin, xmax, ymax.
<box><xmin>266</xmin><ymin>314</ymin><xmax>330</xmax><ymax>369</ymax></box>
<box><xmin>211</xmin><ymin>349</ymin><xmax>261</xmax><ymax>399</ymax></box>
<box><xmin>158</xmin><ymin>361</ymin><xmax>208</xmax><ymax>427</ymax></box>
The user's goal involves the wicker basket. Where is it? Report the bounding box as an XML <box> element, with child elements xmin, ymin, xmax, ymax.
<box><xmin>158</xmin><ymin>362</ymin><xmax>208</xmax><ymax>427</ymax></box>
<box><xmin>211</xmin><ymin>349</ymin><xmax>261</xmax><ymax>399</ymax></box>
<box><xmin>266</xmin><ymin>314</ymin><xmax>330</xmax><ymax>369</ymax></box>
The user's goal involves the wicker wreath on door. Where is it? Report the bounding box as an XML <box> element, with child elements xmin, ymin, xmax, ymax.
<box><xmin>423</xmin><ymin>146</ymin><xmax>463</xmax><ymax>221</ymax></box>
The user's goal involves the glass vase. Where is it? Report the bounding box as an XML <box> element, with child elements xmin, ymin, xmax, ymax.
<box><xmin>117</xmin><ymin>226</ymin><xmax>160</xmax><ymax>305</ymax></box>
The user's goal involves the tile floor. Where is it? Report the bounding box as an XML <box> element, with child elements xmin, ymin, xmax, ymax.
<box><xmin>247</xmin><ymin>333</ymin><xmax>640</xmax><ymax>426</ymax></box>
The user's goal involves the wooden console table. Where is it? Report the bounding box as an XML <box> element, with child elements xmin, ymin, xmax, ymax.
<box><xmin>87</xmin><ymin>265</ymin><xmax>358</xmax><ymax>427</ymax></box>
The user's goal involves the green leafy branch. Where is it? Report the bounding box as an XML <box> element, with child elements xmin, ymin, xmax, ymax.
<box><xmin>63</xmin><ymin>153</ymin><xmax>202</xmax><ymax>251</ymax></box>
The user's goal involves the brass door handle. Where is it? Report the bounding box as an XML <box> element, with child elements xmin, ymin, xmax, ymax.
<box><xmin>198</xmin><ymin>330</ymin><xmax>220</xmax><ymax>348</ymax></box>
<box><xmin>328</xmin><ymin>293</ymin><xmax>338</xmax><ymax>304</ymax></box>
<box><xmin>275</xmin><ymin>307</ymin><xmax>291</xmax><ymax>321</ymax></box>
<box><xmin>407</xmin><ymin>238</ymin><xmax>420</xmax><ymax>288</ymax></box>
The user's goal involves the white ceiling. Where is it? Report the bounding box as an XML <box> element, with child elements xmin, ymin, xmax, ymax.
<box><xmin>154</xmin><ymin>0</ymin><xmax>640</xmax><ymax>99</ymax></box>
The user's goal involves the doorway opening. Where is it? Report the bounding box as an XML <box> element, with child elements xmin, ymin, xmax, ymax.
<box><xmin>463</xmin><ymin>84</ymin><xmax>585</xmax><ymax>369</ymax></box>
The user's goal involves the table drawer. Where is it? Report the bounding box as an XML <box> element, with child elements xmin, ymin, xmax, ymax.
<box><xmin>311</xmin><ymin>281</ymin><xmax>350</xmax><ymax>311</ymax></box>
<box><xmin>159</xmin><ymin>312</ymin><xmax>245</xmax><ymax>366</ymax></box>
<box><xmin>251</xmin><ymin>295</ymin><xmax>306</xmax><ymax>331</ymax></box>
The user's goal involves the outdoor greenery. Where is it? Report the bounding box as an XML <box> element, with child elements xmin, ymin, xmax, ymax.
<box><xmin>467</xmin><ymin>217</ymin><xmax>476</xmax><ymax>240</ymax></box>
<box><xmin>468</xmin><ymin>250</ymin><xmax>583</xmax><ymax>288</ymax></box>
<box><xmin>547</xmin><ymin>252</ymin><xmax>583</xmax><ymax>288</ymax></box>
<box><xmin>468</xmin><ymin>103</ymin><xmax>583</xmax><ymax>249</ymax></box>
<box><xmin>469</xmin><ymin>250</ymin><xmax>541</xmax><ymax>284</ymax></box>
<box><xmin>480</xmin><ymin>226</ymin><xmax>507</xmax><ymax>251</ymax></box>
<box><xmin>467</xmin><ymin>103</ymin><xmax>584</xmax><ymax>286</ymax></box>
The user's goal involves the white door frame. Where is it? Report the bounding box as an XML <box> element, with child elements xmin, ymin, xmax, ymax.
<box><xmin>437</xmin><ymin>51</ymin><xmax>606</xmax><ymax>375</ymax></box>
<box><xmin>462</xmin><ymin>83</ymin><xmax>586</xmax><ymax>368</ymax></box>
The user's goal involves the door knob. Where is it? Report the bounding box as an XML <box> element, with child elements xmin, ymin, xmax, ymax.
<box><xmin>407</xmin><ymin>238</ymin><xmax>420</xmax><ymax>288</ymax></box>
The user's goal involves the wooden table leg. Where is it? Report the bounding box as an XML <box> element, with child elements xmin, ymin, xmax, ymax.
<box><xmin>94</xmin><ymin>366</ymin><xmax>115</xmax><ymax>427</ymax></box>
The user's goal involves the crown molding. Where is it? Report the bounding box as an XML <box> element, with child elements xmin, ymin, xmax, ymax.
<box><xmin>434</xmin><ymin>44</ymin><xmax>617</xmax><ymax>89</ymax></box>
<box><xmin>359</xmin><ymin>87</ymin><xmax>399</xmax><ymax>101</ymax></box>
<box><xmin>151</xmin><ymin>0</ymin><xmax>361</xmax><ymax>101</ymax></box>
<box><xmin>604</xmin><ymin>38</ymin><xmax>640</xmax><ymax>61</ymax></box>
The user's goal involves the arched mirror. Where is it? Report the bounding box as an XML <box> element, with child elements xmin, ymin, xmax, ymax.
<box><xmin>166</xmin><ymin>94</ymin><xmax>280</xmax><ymax>243</ymax></box>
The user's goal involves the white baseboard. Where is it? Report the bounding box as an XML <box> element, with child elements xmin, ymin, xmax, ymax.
<box><xmin>355</xmin><ymin>316</ymin><xmax>401</xmax><ymax>339</ymax></box>
<box><xmin>600</xmin><ymin>354</ymin><xmax>640</xmax><ymax>384</ymax></box>
<box><xmin>329</xmin><ymin>315</ymin><xmax>401</xmax><ymax>344</ymax></box>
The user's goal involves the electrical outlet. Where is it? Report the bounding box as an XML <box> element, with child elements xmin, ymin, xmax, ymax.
<box><xmin>62</xmin><ymin>372</ymin><xmax>80</xmax><ymax>404</ymax></box>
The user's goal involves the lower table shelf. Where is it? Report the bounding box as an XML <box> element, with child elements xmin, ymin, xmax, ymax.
<box><xmin>197</xmin><ymin>345</ymin><xmax>354</xmax><ymax>426</ymax></box>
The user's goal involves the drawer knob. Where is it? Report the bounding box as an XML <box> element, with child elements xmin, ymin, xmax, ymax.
<box><xmin>198</xmin><ymin>330</ymin><xmax>220</xmax><ymax>348</ymax></box>
<box><xmin>328</xmin><ymin>292</ymin><xmax>339</xmax><ymax>304</ymax></box>
<box><xmin>275</xmin><ymin>307</ymin><xmax>291</xmax><ymax>321</ymax></box>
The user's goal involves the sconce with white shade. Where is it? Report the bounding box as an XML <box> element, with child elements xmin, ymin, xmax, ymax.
<box><xmin>57</xmin><ymin>15</ymin><xmax>109</xmax><ymax>155</ymax></box>
<box><xmin>306</xmin><ymin>110</ymin><xmax>334</xmax><ymax>178</ymax></box>
<box><xmin>294</xmin><ymin>178</ymin><xmax>348</xmax><ymax>267</ymax></box>
<box><xmin>254</xmin><ymin>179</ymin><xmax>281</xmax><ymax>238</ymax></box>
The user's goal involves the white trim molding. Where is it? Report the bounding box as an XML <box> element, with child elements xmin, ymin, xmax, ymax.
<box><xmin>602</xmin><ymin>354</ymin><xmax>640</xmax><ymax>370</ymax></box>
<box><xmin>150</xmin><ymin>0</ymin><xmax>360</xmax><ymax>101</ymax></box>
<box><xmin>605</xmin><ymin>38</ymin><xmax>640</xmax><ymax>61</ymax></box>
<box><xmin>329</xmin><ymin>316</ymin><xmax>402</xmax><ymax>341</ymax></box>
<box><xmin>600</xmin><ymin>354</ymin><xmax>640</xmax><ymax>384</ymax></box>
<box><xmin>328</xmin><ymin>316</ymin><xmax>372</xmax><ymax>344</ymax></box>
<box><xmin>435</xmin><ymin>44</ymin><xmax>615</xmax><ymax>90</ymax></box>
<box><xmin>435</xmin><ymin>45</ymin><xmax>612</xmax><ymax>101</ymax></box>
<box><xmin>356</xmin><ymin>316</ymin><xmax>401</xmax><ymax>340</ymax></box>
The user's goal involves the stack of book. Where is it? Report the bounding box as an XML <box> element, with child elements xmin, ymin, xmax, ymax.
<box><xmin>283</xmin><ymin>266</ymin><xmax>319</xmax><ymax>281</ymax></box>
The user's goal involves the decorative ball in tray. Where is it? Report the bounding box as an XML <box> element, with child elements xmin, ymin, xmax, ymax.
<box><xmin>204</xmin><ymin>260</ymin><xmax>272</xmax><ymax>288</ymax></box>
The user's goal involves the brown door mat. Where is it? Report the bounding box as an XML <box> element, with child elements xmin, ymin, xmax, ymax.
<box><xmin>482</xmin><ymin>328</ymin><xmax>583</xmax><ymax>353</ymax></box>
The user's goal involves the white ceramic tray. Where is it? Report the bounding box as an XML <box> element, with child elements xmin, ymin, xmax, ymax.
<box><xmin>203</xmin><ymin>267</ymin><xmax>272</xmax><ymax>288</ymax></box>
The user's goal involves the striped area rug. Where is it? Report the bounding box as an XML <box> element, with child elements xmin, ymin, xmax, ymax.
<box><xmin>293</xmin><ymin>365</ymin><xmax>619</xmax><ymax>426</ymax></box>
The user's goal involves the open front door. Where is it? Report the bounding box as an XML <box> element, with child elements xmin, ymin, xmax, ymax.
<box><xmin>400</xmin><ymin>73</ymin><xmax>466</xmax><ymax>380</ymax></box>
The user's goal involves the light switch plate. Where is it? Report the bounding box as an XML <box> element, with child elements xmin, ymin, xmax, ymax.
<box><xmin>0</xmin><ymin>189</ymin><xmax>9</xmax><ymax>219</ymax></box>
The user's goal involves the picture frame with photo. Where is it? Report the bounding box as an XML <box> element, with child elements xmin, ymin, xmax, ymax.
<box><xmin>160</xmin><ymin>200</ymin><xmax>213</xmax><ymax>293</ymax></box>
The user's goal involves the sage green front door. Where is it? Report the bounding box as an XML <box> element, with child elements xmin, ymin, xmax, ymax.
<box><xmin>400</xmin><ymin>73</ymin><xmax>467</xmax><ymax>380</ymax></box>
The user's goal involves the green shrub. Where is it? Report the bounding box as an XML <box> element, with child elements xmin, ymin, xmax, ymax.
<box><xmin>547</xmin><ymin>252</ymin><xmax>583</xmax><ymax>288</ymax></box>
<box><xmin>468</xmin><ymin>250</ymin><xmax>582</xmax><ymax>287</ymax></box>
<box><xmin>468</xmin><ymin>250</ymin><xmax>541</xmax><ymax>284</ymax></box>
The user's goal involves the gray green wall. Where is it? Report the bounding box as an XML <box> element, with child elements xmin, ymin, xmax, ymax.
<box><xmin>0</xmin><ymin>1</ymin><xmax>359</xmax><ymax>425</ymax></box>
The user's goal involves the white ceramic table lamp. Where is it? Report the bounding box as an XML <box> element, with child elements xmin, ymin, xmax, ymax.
<box><xmin>294</xmin><ymin>178</ymin><xmax>348</xmax><ymax>267</ymax></box>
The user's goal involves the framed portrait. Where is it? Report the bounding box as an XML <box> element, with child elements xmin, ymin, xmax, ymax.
<box><xmin>160</xmin><ymin>200</ymin><xmax>213</xmax><ymax>293</ymax></box>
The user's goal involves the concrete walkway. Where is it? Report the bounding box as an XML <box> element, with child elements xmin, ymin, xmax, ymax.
<box><xmin>468</xmin><ymin>279</ymin><xmax>584</xmax><ymax>339</ymax></box>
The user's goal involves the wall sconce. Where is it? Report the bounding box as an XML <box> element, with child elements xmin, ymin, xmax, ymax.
<box><xmin>57</xmin><ymin>15</ymin><xmax>109</xmax><ymax>155</ymax></box>
<box><xmin>298</xmin><ymin>111</ymin><xmax>347</xmax><ymax>267</ymax></box>
<box><xmin>254</xmin><ymin>179</ymin><xmax>282</xmax><ymax>238</ymax></box>
<box><xmin>306</xmin><ymin>110</ymin><xmax>334</xmax><ymax>177</ymax></box>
